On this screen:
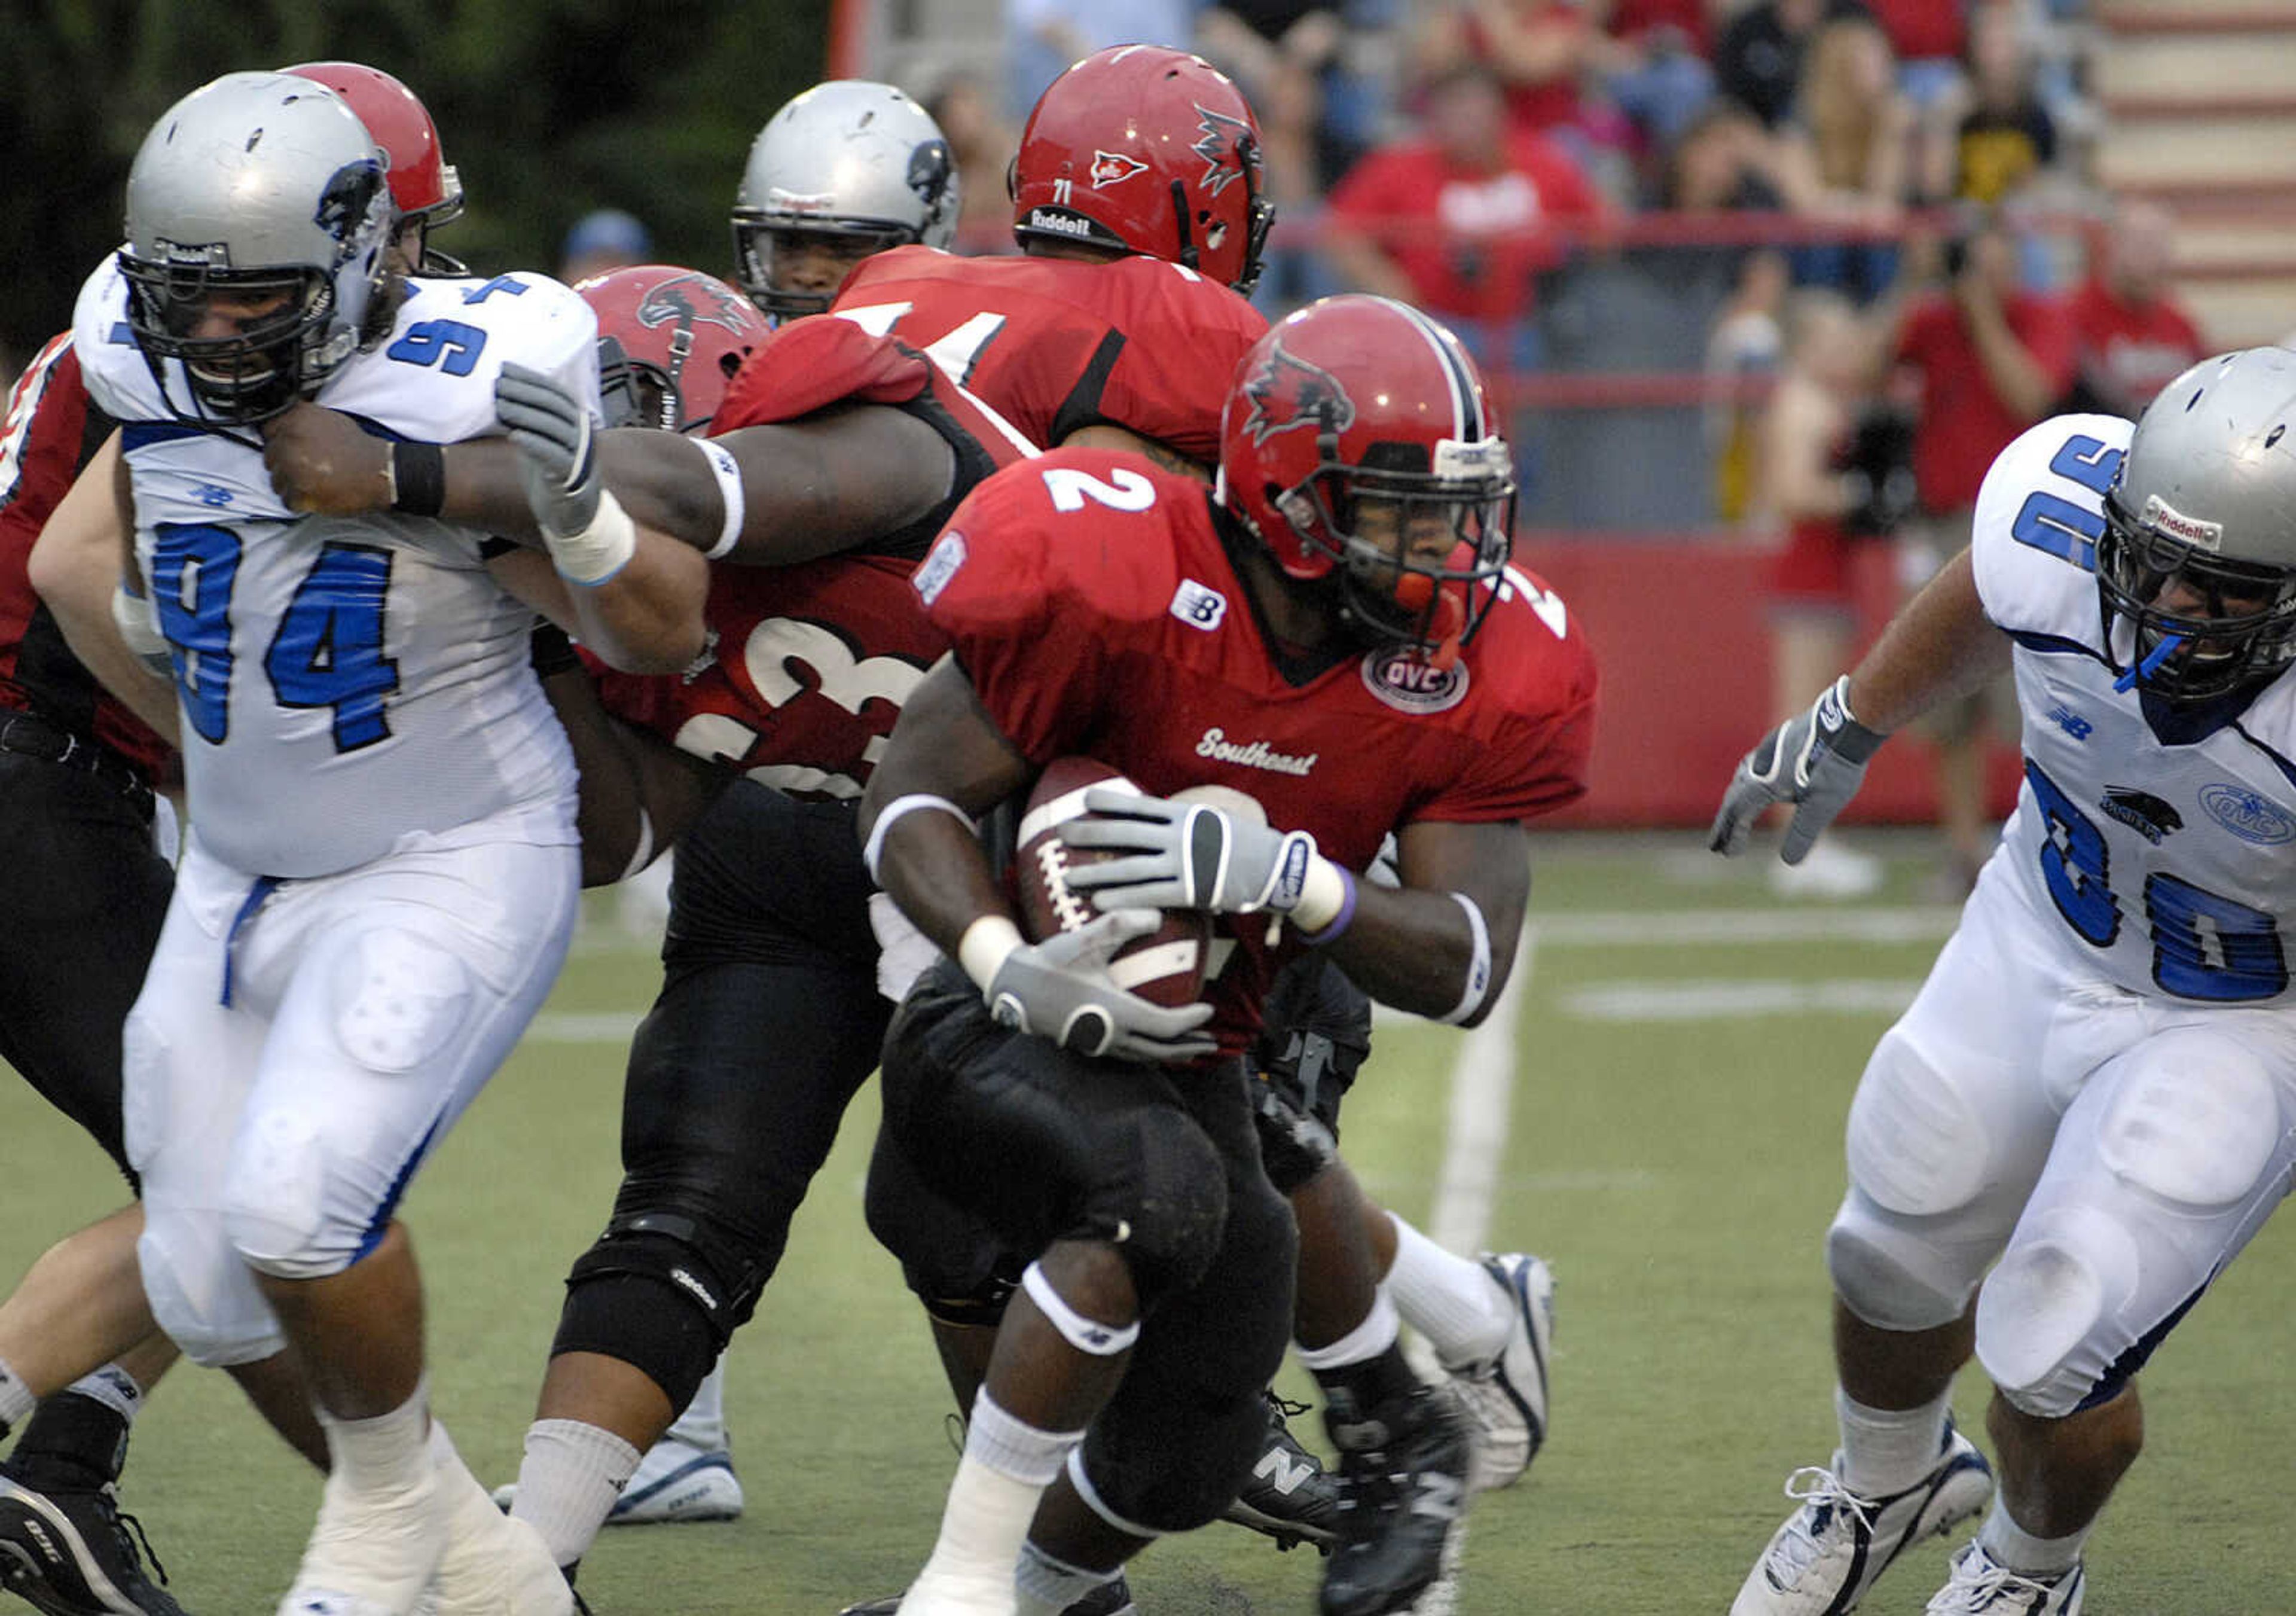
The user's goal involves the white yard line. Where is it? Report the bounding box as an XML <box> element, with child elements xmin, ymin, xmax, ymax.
<box><xmin>1411</xmin><ymin>924</ymin><xmax>1538</xmax><ymax>1616</ymax></box>
<box><xmin>1561</xmin><ymin>978</ymin><xmax>1924</xmax><ymax>1023</ymax></box>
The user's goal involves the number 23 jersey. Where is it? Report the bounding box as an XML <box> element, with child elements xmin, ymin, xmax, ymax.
<box><xmin>74</xmin><ymin>260</ymin><xmax>596</xmax><ymax>877</ymax></box>
<box><xmin>1974</xmin><ymin>412</ymin><xmax>2296</xmax><ymax>1005</ymax></box>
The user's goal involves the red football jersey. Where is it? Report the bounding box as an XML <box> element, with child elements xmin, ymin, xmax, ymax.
<box><xmin>829</xmin><ymin>245</ymin><xmax>1270</xmax><ymax>466</ymax></box>
<box><xmin>916</xmin><ymin>448</ymin><xmax>1598</xmax><ymax>1054</ymax></box>
<box><xmin>591</xmin><ymin>314</ymin><xmax>1028</xmax><ymax>800</ymax></box>
<box><xmin>0</xmin><ymin>334</ymin><xmax>170</xmax><ymax>779</ymax></box>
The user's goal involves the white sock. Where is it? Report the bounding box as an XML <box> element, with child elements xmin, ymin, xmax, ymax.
<box><xmin>428</xmin><ymin>1419</ymin><xmax>503</xmax><ymax>1530</ymax></box>
<box><xmin>1294</xmin><ymin>1290</ymin><xmax>1400</xmax><ymax>1371</ymax></box>
<box><xmin>1976</xmin><ymin>1498</ymin><xmax>2089</xmax><ymax>1577</ymax></box>
<box><xmin>1015</xmin><ymin>1540</ymin><xmax>1119</xmax><ymax>1616</ymax></box>
<box><xmin>0</xmin><ymin>1357</ymin><xmax>37</xmax><ymax>1431</ymax></box>
<box><xmin>906</xmin><ymin>1392</ymin><xmax>1081</xmax><ymax>1608</ymax></box>
<box><xmin>509</xmin><ymin>1417</ymin><xmax>640</xmax><ymax>1568</ymax></box>
<box><xmin>662</xmin><ymin>1355</ymin><xmax>728</xmax><ymax>1453</ymax></box>
<box><xmin>66</xmin><ymin>1364</ymin><xmax>146</xmax><ymax>1422</ymax></box>
<box><xmin>1384</xmin><ymin>1214</ymin><xmax>1509</xmax><ymax>1368</ymax></box>
<box><xmin>1835</xmin><ymin>1385</ymin><xmax>1952</xmax><ymax>1499</ymax></box>
<box><xmin>320</xmin><ymin>1377</ymin><xmax>432</xmax><ymax>1495</ymax></box>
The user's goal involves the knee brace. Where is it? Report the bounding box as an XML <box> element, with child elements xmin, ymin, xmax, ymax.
<box><xmin>1090</xmin><ymin>1106</ymin><xmax>1229</xmax><ymax>1306</ymax></box>
<box><xmin>1976</xmin><ymin>1205</ymin><xmax>2144</xmax><ymax>1418</ymax></box>
<box><xmin>1251</xmin><ymin>1077</ymin><xmax>1339</xmax><ymax>1196</ymax></box>
<box><xmin>552</xmin><ymin>1211</ymin><xmax>759</xmax><ymax>1412</ymax></box>
<box><xmin>138</xmin><ymin>1213</ymin><xmax>282</xmax><ymax>1368</ymax></box>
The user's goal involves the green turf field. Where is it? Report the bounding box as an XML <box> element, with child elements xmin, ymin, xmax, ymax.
<box><xmin>5</xmin><ymin>831</ymin><xmax>2290</xmax><ymax>1614</ymax></box>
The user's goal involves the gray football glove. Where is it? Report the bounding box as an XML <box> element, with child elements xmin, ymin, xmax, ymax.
<box><xmin>1064</xmin><ymin>789</ymin><xmax>1318</xmax><ymax>916</ymax></box>
<box><xmin>985</xmin><ymin>909</ymin><xmax>1217</xmax><ymax>1064</ymax></box>
<box><xmin>495</xmin><ymin>362</ymin><xmax>599</xmax><ymax>541</ymax></box>
<box><xmin>1710</xmin><ymin>675</ymin><xmax>1887</xmax><ymax>864</ymax></box>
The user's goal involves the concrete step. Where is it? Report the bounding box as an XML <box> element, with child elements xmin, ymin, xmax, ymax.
<box><xmin>2170</xmin><ymin>218</ymin><xmax>2296</xmax><ymax>275</ymax></box>
<box><xmin>2100</xmin><ymin>0</ymin><xmax>2296</xmax><ymax>30</ymax></box>
<box><xmin>2099</xmin><ymin>32</ymin><xmax>2296</xmax><ymax>107</ymax></box>
<box><xmin>2098</xmin><ymin>114</ymin><xmax>2296</xmax><ymax>188</ymax></box>
<box><xmin>2180</xmin><ymin>276</ymin><xmax>2296</xmax><ymax>346</ymax></box>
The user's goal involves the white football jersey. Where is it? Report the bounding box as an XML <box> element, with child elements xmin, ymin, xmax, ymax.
<box><xmin>75</xmin><ymin>260</ymin><xmax>592</xmax><ymax>877</ymax></box>
<box><xmin>1973</xmin><ymin>413</ymin><xmax>2296</xmax><ymax>1008</ymax></box>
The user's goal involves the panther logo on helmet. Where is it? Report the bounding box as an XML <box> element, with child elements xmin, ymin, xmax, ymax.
<box><xmin>1241</xmin><ymin>345</ymin><xmax>1356</xmax><ymax>446</ymax></box>
<box><xmin>906</xmin><ymin>139</ymin><xmax>955</xmax><ymax>209</ymax></box>
<box><xmin>1192</xmin><ymin>108</ymin><xmax>1251</xmax><ymax>196</ymax></box>
<box><xmin>312</xmin><ymin>159</ymin><xmax>387</xmax><ymax>257</ymax></box>
<box><xmin>637</xmin><ymin>273</ymin><xmax>757</xmax><ymax>337</ymax></box>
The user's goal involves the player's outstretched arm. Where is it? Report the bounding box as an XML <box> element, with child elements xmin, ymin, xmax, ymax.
<box><xmin>1710</xmin><ymin>547</ymin><xmax>2008</xmax><ymax>862</ymax></box>
<box><xmin>263</xmin><ymin>400</ymin><xmax>542</xmax><ymax>535</ymax></box>
<box><xmin>858</xmin><ymin>654</ymin><xmax>1215</xmax><ymax>1063</ymax></box>
<box><xmin>25</xmin><ymin>431</ymin><xmax>181</xmax><ymax>744</ymax></box>
<box><xmin>691</xmin><ymin>408</ymin><xmax>958</xmax><ymax>566</ymax></box>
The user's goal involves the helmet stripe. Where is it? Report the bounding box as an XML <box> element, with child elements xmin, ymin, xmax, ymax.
<box><xmin>1385</xmin><ymin>300</ymin><xmax>1480</xmax><ymax>442</ymax></box>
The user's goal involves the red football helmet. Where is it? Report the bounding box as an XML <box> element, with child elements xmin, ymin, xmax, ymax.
<box><xmin>1218</xmin><ymin>296</ymin><xmax>1516</xmax><ymax>666</ymax></box>
<box><xmin>576</xmin><ymin>265</ymin><xmax>770</xmax><ymax>435</ymax></box>
<box><xmin>281</xmin><ymin>62</ymin><xmax>463</xmax><ymax>224</ymax></box>
<box><xmin>1010</xmin><ymin>45</ymin><xmax>1274</xmax><ymax>295</ymax></box>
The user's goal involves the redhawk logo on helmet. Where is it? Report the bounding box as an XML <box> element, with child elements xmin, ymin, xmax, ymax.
<box><xmin>1090</xmin><ymin>151</ymin><xmax>1150</xmax><ymax>188</ymax></box>
<box><xmin>1241</xmin><ymin>346</ymin><xmax>1356</xmax><ymax>445</ymax></box>
<box><xmin>1192</xmin><ymin>107</ymin><xmax>1251</xmax><ymax>196</ymax></box>
<box><xmin>637</xmin><ymin>273</ymin><xmax>758</xmax><ymax>336</ymax></box>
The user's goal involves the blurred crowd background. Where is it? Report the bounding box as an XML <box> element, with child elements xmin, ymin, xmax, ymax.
<box><xmin>4</xmin><ymin>0</ymin><xmax>2279</xmax><ymax>856</ymax></box>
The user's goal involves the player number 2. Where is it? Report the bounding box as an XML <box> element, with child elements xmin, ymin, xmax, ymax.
<box><xmin>1042</xmin><ymin>465</ymin><xmax>1156</xmax><ymax>514</ymax></box>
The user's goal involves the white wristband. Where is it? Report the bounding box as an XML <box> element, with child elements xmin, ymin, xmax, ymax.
<box><xmin>696</xmin><ymin>439</ymin><xmax>746</xmax><ymax>561</ymax></box>
<box><xmin>1290</xmin><ymin>853</ymin><xmax>1349</xmax><ymax>932</ymax></box>
<box><xmin>111</xmin><ymin>584</ymin><xmax>168</xmax><ymax>658</ymax></box>
<box><xmin>1435</xmin><ymin>890</ymin><xmax>1494</xmax><ymax>1026</ymax></box>
<box><xmin>862</xmin><ymin>792</ymin><xmax>973</xmax><ymax>882</ymax></box>
<box><xmin>958</xmin><ymin>914</ymin><xmax>1025</xmax><ymax>993</ymax></box>
<box><xmin>548</xmin><ymin>487</ymin><xmax>637</xmax><ymax>586</ymax></box>
<box><xmin>615</xmin><ymin>807</ymin><xmax>656</xmax><ymax>884</ymax></box>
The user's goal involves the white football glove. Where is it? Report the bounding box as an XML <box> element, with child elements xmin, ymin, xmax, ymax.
<box><xmin>984</xmin><ymin>909</ymin><xmax>1217</xmax><ymax>1065</ymax></box>
<box><xmin>496</xmin><ymin>363</ymin><xmax>631</xmax><ymax>583</ymax></box>
<box><xmin>1063</xmin><ymin>789</ymin><xmax>1326</xmax><ymax>918</ymax></box>
<box><xmin>1709</xmin><ymin>675</ymin><xmax>1887</xmax><ymax>864</ymax></box>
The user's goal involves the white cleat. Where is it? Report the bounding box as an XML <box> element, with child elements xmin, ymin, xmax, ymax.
<box><xmin>279</xmin><ymin>1449</ymin><xmax>451</xmax><ymax>1616</ymax></box>
<box><xmin>1732</xmin><ymin>1424</ymin><xmax>1993</xmax><ymax>1615</ymax></box>
<box><xmin>1443</xmin><ymin>1252</ymin><xmax>1554</xmax><ymax>1494</ymax></box>
<box><xmin>1924</xmin><ymin>1542</ymin><xmax>2083</xmax><ymax>1615</ymax></box>
<box><xmin>489</xmin><ymin>1435</ymin><xmax>741</xmax><ymax>1527</ymax></box>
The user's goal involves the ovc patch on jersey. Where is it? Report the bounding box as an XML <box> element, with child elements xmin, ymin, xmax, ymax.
<box><xmin>1360</xmin><ymin>646</ymin><xmax>1470</xmax><ymax>715</ymax></box>
<box><xmin>2200</xmin><ymin>782</ymin><xmax>2296</xmax><ymax>845</ymax></box>
<box><xmin>1169</xmin><ymin>578</ymin><xmax>1227</xmax><ymax>631</ymax></box>
<box><xmin>2100</xmin><ymin>786</ymin><xmax>2182</xmax><ymax>844</ymax></box>
<box><xmin>912</xmin><ymin>530</ymin><xmax>966</xmax><ymax>606</ymax></box>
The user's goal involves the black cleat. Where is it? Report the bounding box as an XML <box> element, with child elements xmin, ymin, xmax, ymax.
<box><xmin>1221</xmin><ymin>1392</ymin><xmax>1342</xmax><ymax>1553</ymax></box>
<box><xmin>1318</xmin><ymin>1383</ymin><xmax>1471</xmax><ymax>1616</ymax></box>
<box><xmin>0</xmin><ymin>1470</ymin><xmax>188</xmax><ymax>1616</ymax></box>
<box><xmin>835</xmin><ymin>1577</ymin><xmax>1134</xmax><ymax>1616</ymax></box>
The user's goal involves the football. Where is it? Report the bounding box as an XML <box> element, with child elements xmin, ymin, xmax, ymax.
<box><xmin>1013</xmin><ymin>757</ymin><xmax>1211</xmax><ymax>1010</ymax></box>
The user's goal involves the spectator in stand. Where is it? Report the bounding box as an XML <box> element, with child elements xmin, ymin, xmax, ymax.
<box><xmin>1004</xmin><ymin>0</ymin><xmax>1196</xmax><ymax>119</ymax></box>
<box><xmin>1774</xmin><ymin>14</ymin><xmax>1913</xmax><ymax>303</ymax></box>
<box><xmin>1864</xmin><ymin>0</ymin><xmax>1967</xmax><ymax>106</ymax></box>
<box><xmin>561</xmin><ymin>207</ymin><xmax>653</xmax><ymax>282</ymax></box>
<box><xmin>1932</xmin><ymin>0</ymin><xmax>2056</xmax><ymax>206</ymax></box>
<box><xmin>1890</xmin><ymin>209</ymin><xmax>2075</xmax><ymax>891</ymax></box>
<box><xmin>1757</xmin><ymin>288</ymin><xmax>1892</xmax><ymax>897</ymax></box>
<box><xmin>1706</xmin><ymin>248</ymin><xmax>1792</xmax><ymax>523</ymax></box>
<box><xmin>1714</xmin><ymin>0</ymin><xmax>1869</xmax><ymax>130</ymax></box>
<box><xmin>1598</xmin><ymin>0</ymin><xmax>1718</xmax><ymax>153</ymax></box>
<box><xmin>1324</xmin><ymin>63</ymin><xmax>1606</xmax><ymax>365</ymax></box>
<box><xmin>1410</xmin><ymin>0</ymin><xmax>1642</xmax><ymax>196</ymax></box>
<box><xmin>2063</xmin><ymin>200</ymin><xmax>2205</xmax><ymax>419</ymax></box>
<box><xmin>924</xmin><ymin>71</ymin><xmax>1023</xmax><ymax>253</ymax></box>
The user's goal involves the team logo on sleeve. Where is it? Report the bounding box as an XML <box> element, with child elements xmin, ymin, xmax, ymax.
<box><xmin>913</xmin><ymin>529</ymin><xmax>967</xmax><ymax>606</ymax></box>
<box><xmin>1192</xmin><ymin>107</ymin><xmax>1251</xmax><ymax>196</ymax></box>
<box><xmin>2100</xmin><ymin>786</ymin><xmax>2182</xmax><ymax>845</ymax></box>
<box><xmin>2200</xmin><ymin>782</ymin><xmax>2296</xmax><ymax>845</ymax></box>
<box><xmin>1241</xmin><ymin>345</ymin><xmax>1355</xmax><ymax>446</ymax></box>
<box><xmin>1090</xmin><ymin>150</ymin><xmax>1149</xmax><ymax>188</ymax></box>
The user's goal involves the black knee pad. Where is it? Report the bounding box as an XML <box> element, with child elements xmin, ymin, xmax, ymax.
<box><xmin>1093</xmin><ymin>1104</ymin><xmax>1230</xmax><ymax>1305</ymax></box>
<box><xmin>1080</xmin><ymin>1378</ymin><xmax>1269</xmax><ymax>1535</ymax></box>
<box><xmin>864</xmin><ymin>1122</ymin><xmax>1024</xmax><ymax>1324</ymax></box>
<box><xmin>551</xmin><ymin>1212</ymin><xmax>756</xmax><ymax>1411</ymax></box>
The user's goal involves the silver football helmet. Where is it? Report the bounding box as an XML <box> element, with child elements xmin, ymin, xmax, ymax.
<box><xmin>729</xmin><ymin>80</ymin><xmax>958</xmax><ymax>320</ymax></box>
<box><xmin>120</xmin><ymin>70</ymin><xmax>395</xmax><ymax>423</ymax></box>
<box><xmin>2099</xmin><ymin>347</ymin><xmax>2296</xmax><ymax>703</ymax></box>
